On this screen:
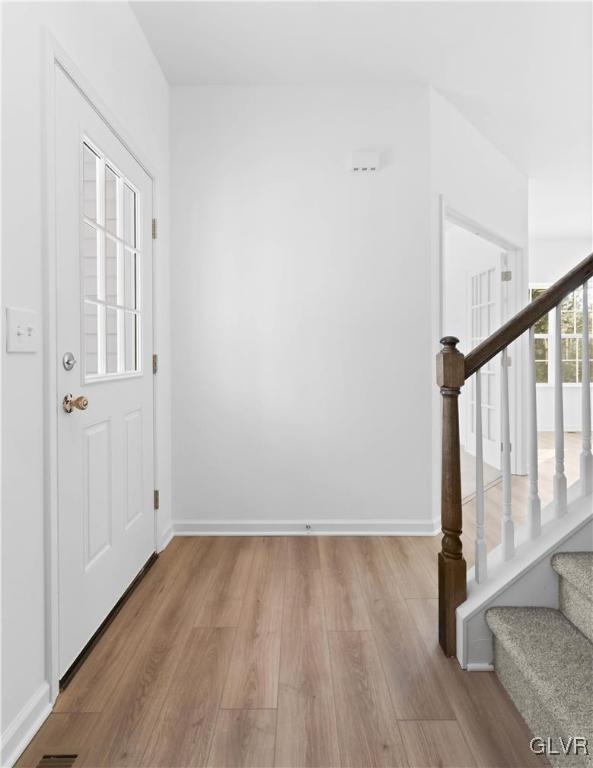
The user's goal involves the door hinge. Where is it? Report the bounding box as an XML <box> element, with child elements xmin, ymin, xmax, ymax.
<box><xmin>152</xmin><ymin>353</ymin><xmax>158</xmax><ymax>374</ymax></box>
<box><xmin>154</xmin><ymin>489</ymin><xmax>160</xmax><ymax>510</ymax></box>
<box><xmin>152</xmin><ymin>218</ymin><xmax>158</xmax><ymax>240</ymax></box>
<box><xmin>501</xmin><ymin>270</ymin><xmax>512</xmax><ymax>282</ymax></box>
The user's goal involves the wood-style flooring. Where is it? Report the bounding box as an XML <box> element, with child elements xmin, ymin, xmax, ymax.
<box><xmin>18</xmin><ymin>533</ymin><xmax>550</xmax><ymax>768</ymax></box>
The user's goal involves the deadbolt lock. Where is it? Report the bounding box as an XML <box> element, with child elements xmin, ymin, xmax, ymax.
<box><xmin>62</xmin><ymin>351</ymin><xmax>77</xmax><ymax>371</ymax></box>
<box><xmin>63</xmin><ymin>393</ymin><xmax>89</xmax><ymax>413</ymax></box>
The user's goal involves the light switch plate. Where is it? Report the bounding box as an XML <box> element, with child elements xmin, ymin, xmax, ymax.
<box><xmin>6</xmin><ymin>307</ymin><xmax>40</xmax><ymax>353</ymax></box>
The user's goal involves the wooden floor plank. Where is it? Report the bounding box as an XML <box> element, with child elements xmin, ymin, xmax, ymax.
<box><xmin>194</xmin><ymin>538</ymin><xmax>256</xmax><ymax>627</ymax></box>
<box><xmin>380</xmin><ymin>538</ymin><xmax>437</xmax><ymax>599</ymax></box>
<box><xmin>221</xmin><ymin>537</ymin><xmax>287</xmax><ymax>709</ymax></box>
<box><xmin>79</xmin><ymin>541</ymin><xmax>220</xmax><ymax>766</ymax></box>
<box><xmin>349</xmin><ymin>537</ymin><xmax>453</xmax><ymax>720</ymax></box>
<box><xmin>140</xmin><ymin>627</ymin><xmax>236</xmax><ymax>767</ymax></box>
<box><xmin>349</xmin><ymin>537</ymin><xmax>406</xmax><ymax>603</ymax></box>
<box><xmin>275</xmin><ymin>568</ymin><xmax>340</xmax><ymax>768</ymax></box>
<box><xmin>328</xmin><ymin>631</ymin><xmax>407</xmax><ymax>768</ymax></box>
<box><xmin>406</xmin><ymin>598</ymin><xmax>549</xmax><ymax>767</ymax></box>
<box><xmin>207</xmin><ymin>710</ymin><xmax>276</xmax><ymax>768</ymax></box>
<box><xmin>371</xmin><ymin>598</ymin><xmax>454</xmax><ymax>720</ymax></box>
<box><xmin>399</xmin><ymin>720</ymin><xmax>476</xmax><ymax>768</ymax></box>
<box><xmin>285</xmin><ymin>536</ymin><xmax>321</xmax><ymax>572</ymax></box>
<box><xmin>319</xmin><ymin>538</ymin><xmax>371</xmax><ymax>631</ymax></box>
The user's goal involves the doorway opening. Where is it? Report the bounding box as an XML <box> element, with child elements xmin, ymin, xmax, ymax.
<box><xmin>442</xmin><ymin>217</ymin><xmax>519</xmax><ymax>502</ymax></box>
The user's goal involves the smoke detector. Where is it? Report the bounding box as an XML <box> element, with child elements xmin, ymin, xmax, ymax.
<box><xmin>350</xmin><ymin>150</ymin><xmax>380</xmax><ymax>173</ymax></box>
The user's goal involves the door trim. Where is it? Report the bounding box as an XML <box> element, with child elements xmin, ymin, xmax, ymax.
<box><xmin>43</xmin><ymin>32</ymin><xmax>160</xmax><ymax>704</ymax></box>
<box><xmin>432</xmin><ymin>196</ymin><xmax>527</xmax><ymax>522</ymax></box>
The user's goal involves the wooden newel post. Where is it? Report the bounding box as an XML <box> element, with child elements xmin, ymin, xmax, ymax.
<box><xmin>436</xmin><ymin>336</ymin><xmax>467</xmax><ymax>657</ymax></box>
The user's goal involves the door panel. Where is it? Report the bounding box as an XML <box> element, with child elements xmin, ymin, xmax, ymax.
<box><xmin>83</xmin><ymin>420</ymin><xmax>112</xmax><ymax>568</ymax></box>
<box><xmin>124</xmin><ymin>409</ymin><xmax>144</xmax><ymax>529</ymax></box>
<box><xmin>56</xmin><ymin>66</ymin><xmax>155</xmax><ymax>675</ymax></box>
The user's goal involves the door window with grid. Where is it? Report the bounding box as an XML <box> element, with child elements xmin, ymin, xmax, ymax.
<box><xmin>470</xmin><ymin>268</ymin><xmax>497</xmax><ymax>440</ymax></box>
<box><xmin>529</xmin><ymin>286</ymin><xmax>593</xmax><ymax>384</ymax></box>
<box><xmin>82</xmin><ymin>140</ymin><xmax>141</xmax><ymax>380</ymax></box>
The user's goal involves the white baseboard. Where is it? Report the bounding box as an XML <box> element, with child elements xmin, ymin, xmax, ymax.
<box><xmin>158</xmin><ymin>525</ymin><xmax>174</xmax><ymax>552</ymax></box>
<box><xmin>1</xmin><ymin>682</ymin><xmax>52</xmax><ymax>768</ymax></box>
<box><xmin>172</xmin><ymin>517</ymin><xmax>441</xmax><ymax>536</ymax></box>
<box><xmin>466</xmin><ymin>662</ymin><xmax>495</xmax><ymax>672</ymax></box>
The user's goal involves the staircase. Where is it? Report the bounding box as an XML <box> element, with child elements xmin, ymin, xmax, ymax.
<box><xmin>435</xmin><ymin>253</ymin><xmax>593</xmax><ymax>761</ymax></box>
<box><xmin>487</xmin><ymin>552</ymin><xmax>593</xmax><ymax>767</ymax></box>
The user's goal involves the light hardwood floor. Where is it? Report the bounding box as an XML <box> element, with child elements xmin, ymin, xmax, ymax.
<box><xmin>20</xmin><ymin>431</ymin><xmax>577</xmax><ymax>767</ymax></box>
<box><xmin>18</xmin><ymin>532</ymin><xmax>551</xmax><ymax>768</ymax></box>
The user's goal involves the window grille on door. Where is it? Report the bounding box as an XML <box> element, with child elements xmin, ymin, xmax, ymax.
<box><xmin>81</xmin><ymin>140</ymin><xmax>141</xmax><ymax>380</ymax></box>
<box><xmin>470</xmin><ymin>269</ymin><xmax>497</xmax><ymax>439</ymax></box>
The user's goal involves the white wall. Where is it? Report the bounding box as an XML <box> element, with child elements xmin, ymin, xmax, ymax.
<box><xmin>1</xmin><ymin>4</ymin><xmax>170</xmax><ymax>762</ymax></box>
<box><xmin>171</xmin><ymin>84</ymin><xmax>433</xmax><ymax>534</ymax></box>
<box><xmin>530</xmin><ymin>237</ymin><xmax>593</xmax><ymax>431</ymax></box>
<box><xmin>530</xmin><ymin>237</ymin><xmax>591</xmax><ymax>284</ymax></box>
<box><xmin>171</xmin><ymin>85</ymin><xmax>529</xmax><ymax>534</ymax></box>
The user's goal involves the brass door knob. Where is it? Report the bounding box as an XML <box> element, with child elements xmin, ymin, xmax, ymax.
<box><xmin>63</xmin><ymin>393</ymin><xmax>89</xmax><ymax>413</ymax></box>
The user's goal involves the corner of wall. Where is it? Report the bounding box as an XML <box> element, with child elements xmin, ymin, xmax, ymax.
<box><xmin>1</xmin><ymin>683</ymin><xmax>52</xmax><ymax>768</ymax></box>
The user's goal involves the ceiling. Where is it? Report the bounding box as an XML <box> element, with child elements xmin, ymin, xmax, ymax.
<box><xmin>131</xmin><ymin>1</ymin><xmax>592</xmax><ymax>240</ymax></box>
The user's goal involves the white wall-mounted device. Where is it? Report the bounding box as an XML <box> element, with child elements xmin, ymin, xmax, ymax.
<box><xmin>350</xmin><ymin>150</ymin><xmax>380</xmax><ymax>173</ymax></box>
<box><xmin>6</xmin><ymin>307</ymin><xmax>40</xmax><ymax>353</ymax></box>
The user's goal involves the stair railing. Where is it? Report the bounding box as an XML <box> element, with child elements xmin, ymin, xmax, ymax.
<box><xmin>436</xmin><ymin>252</ymin><xmax>593</xmax><ymax>657</ymax></box>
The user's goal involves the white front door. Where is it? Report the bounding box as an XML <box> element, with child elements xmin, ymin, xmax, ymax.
<box><xmin>55</xmin><ymin>67</ymin><xmax>155</xmax><ymax>676</ymax></box>
<box><xmin>466</xmin><ymin>262</ymin><xmax>502</xmax><ymax>469</ymax></box>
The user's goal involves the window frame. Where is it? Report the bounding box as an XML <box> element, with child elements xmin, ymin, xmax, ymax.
<box><xmin>80</xmin><ymin>135</ymin><xmax>143</xmax><ymax>383</ymax></box>
<box><xmin>529</xmin><ymin>285</ymin><xmax>550</xmax><ymax>385</ymax></box>
<box><xmin>529</xmin><ymin>282</ymin><xmax>593</xmax><ymax>388</ymax></box>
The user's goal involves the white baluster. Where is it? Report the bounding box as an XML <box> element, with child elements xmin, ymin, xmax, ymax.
<box><xmin>527</xmin><ymin>326</ymin><xmax>541</xmax><ymax>538</ymax></box>
<box><xmin>554</xmin><ymin>305</ymin><xmax>568</xmax><ymax>516</ymax></box>
<box><xmin>501</xmin><ymin>348</ymin><xmax>514</xmax><ymax>560</ymax></box>
<box><xmin>474</xmin><ymin>371</ymin><xmax>487</xmax><ymax>582</ymax></box>
<box><xmin>581</xmin><ymin>280</ymin><xmax>592</xmax><ymax>495</ymax></box>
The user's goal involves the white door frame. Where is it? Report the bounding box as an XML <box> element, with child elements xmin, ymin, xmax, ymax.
<box><xmin>43</xmin><ymin>33</ymin><xmax>161</xmax><ymax>703</ymax></box>
<box><xmin>434</xmin><ymin>198</ymin><xmax>527</xmax><ymax>521</ymax></box>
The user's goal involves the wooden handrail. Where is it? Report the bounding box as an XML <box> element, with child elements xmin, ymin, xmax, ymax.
<box><xmin>436</xmin><ymin>252</ymin><xmax>593</xmax><ymax>658</ymax></box>
<box><xmin>465</xmin><ymin>252</ymin><xmax>593</xmax><ymax>378</ymax></box>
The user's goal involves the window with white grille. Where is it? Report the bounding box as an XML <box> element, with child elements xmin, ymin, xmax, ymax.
<box><xmin>529</xmin><ymin>285</ymin><xmax>593</xmax><ymax>384</ymax></box>
<box><xmin>82</xmin><ymin>140</ymin><xmax>141</xmax><ymax>380</ymax></box>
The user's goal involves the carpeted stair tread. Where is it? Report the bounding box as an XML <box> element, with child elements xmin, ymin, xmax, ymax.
<box><xmin>552</xmin><ymin>552</ymin><xmax>593</xmax><ymax>601</ymax></box>
<box><xmin>486</xmin><ymin>606</ymin><xmax>593</xmax><ymax>734</ymax></box>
